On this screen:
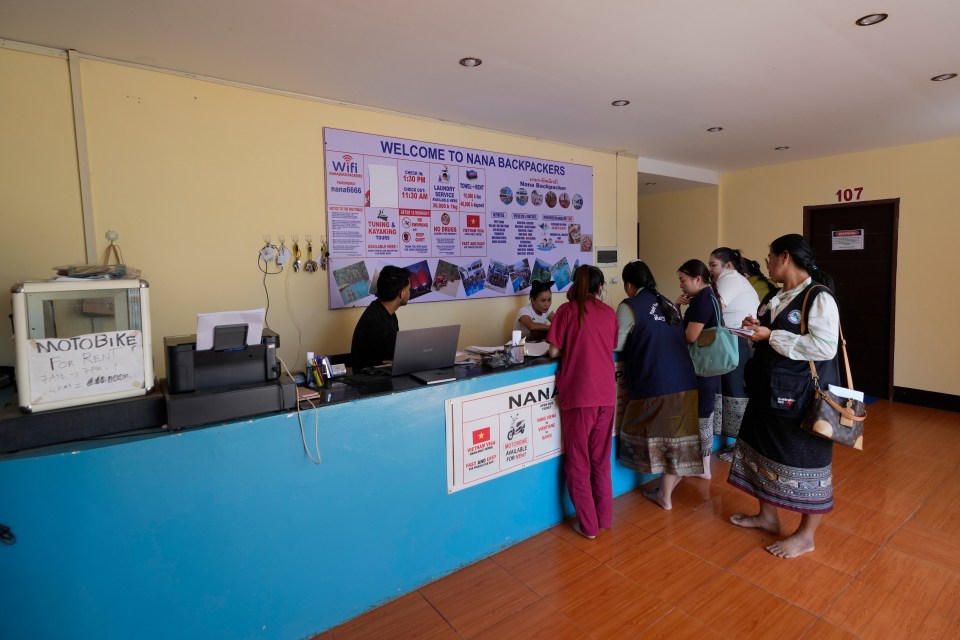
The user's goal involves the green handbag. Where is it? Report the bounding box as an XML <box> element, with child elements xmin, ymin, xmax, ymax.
<box><xmin>687</xmin><ymin>295</ymin><xmax>739</xmax><ymax>377</ymax></box>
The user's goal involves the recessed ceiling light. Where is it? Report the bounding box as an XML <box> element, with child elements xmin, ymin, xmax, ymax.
<box><xmin>458</xmin><ymin>57</ymin><xmax>482</xmax><ymax>68</ymax></box>
<box><xmin>611</xmin><ymin>100</ymin><xmax>630</xmax><ymax>107</ymax></box>
<box><xmin>644</xmin><ymin>182</ymin><xmax>657</xmax><ymax>186</ymax></box>
<box><xmin>775</xmin><ymin>146</ymin><xmax>790</xmax><ymax>151</ymax></box>
<box><xmin>707</xmin><ymin>127</ymin><xmax>724</xmax><ymax>132</ymax></box>
<box><xmin>856</xmin><ymin>13</ymin><xmax>888</xmax><ymax>26</ymax></box>
<box><xmin>931</xmin><ymin>73</ymin><xmax>958</xmax><ymax>82</ymax></box>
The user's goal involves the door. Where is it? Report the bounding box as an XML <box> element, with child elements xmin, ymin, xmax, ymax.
<box><xmin>804</xmin><ymin>199</ymin><xmax>898</xmax><ymax>399</ymax></box>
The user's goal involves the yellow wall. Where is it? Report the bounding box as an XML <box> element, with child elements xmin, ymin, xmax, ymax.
<box><xmin>0</xmin><ymin>48</ymin><xmax>87</xmax><ymax>368</ymax></box>
<box><xmin>721</xmin><ymin>137</ymin><xmax>960</xmax><ymax>395</ymax></box>
<box><xmin>637</xmin><ymin>185</ymin><xmax>719</xmax><ymax>294</ymax></box>
<box><xmin>1</xmin><ymin>48</ymin><xmax>637</xmax><ymax>375</ymax></box>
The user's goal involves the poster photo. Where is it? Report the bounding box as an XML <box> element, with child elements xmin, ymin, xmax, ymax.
<box><xmin>324</xmin><ymin>128</ymin><xmax>594</xmax><ymax>309</ymax></box>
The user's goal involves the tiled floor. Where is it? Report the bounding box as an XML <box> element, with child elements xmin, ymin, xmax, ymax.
<box><xmin>319</xmin><ymin>400</ymin><xmax>960</xmax><ymax>639</ymax></box>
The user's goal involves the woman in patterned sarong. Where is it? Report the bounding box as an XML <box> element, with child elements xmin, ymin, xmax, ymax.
<box><xmin>615</xmin><ymin>260</ymin><xmax>701</xmax><ymax>510</ymax></box>
<box><xmin>727</xmin><ymin>234</ymin><xmax>840</xmax><ymax>558</ymax></box>
<box><xmin>707</xmin><ymin>247</ymin><xmax>761</xmax><ymax>459</ymax></box>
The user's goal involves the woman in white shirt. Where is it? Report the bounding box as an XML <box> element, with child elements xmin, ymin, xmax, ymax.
<box><xmin>707</xmin><ymin>248</ymin><xmax>761</xmax><ymax>459</ymax></box>
<box><xmin>727</xmin><ymin>234</ymin><xmax>841</xmax><ymax>559</ymax></box>
<box><xmin>514</xmin><ymin>280</ymin><xmax>555</xmax><ymax>340</ymax></box>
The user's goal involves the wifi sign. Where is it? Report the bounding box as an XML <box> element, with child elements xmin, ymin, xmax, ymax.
<box><xmin>331</xmin><ymin>154</ymin><xmax>359</xmax><ymax>173</ymax></box>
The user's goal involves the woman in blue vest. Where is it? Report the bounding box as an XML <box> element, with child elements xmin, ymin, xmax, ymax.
<box><xmin>615</xmin><ymin>260</ymin><xmax>701</xmax><ymax>510</ymax></box>
<box><xmin>676</xmin><ymin>259</ymin><xmax>722</xmax><ymax>479</ymax></box>
<box><xmin>728</xmin><ymin>234</ymin><xmax>840</xmax><ymax>559</ymax></box>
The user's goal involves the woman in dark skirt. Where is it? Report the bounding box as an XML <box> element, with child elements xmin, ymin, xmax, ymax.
<box><xmin>727</xmin><ymin>234</ymin><xmax>841</xmax><ymax>559</ymax></box>
<box><xmin>615</xmin><ymin>260</ymin><xmax>701</xmax><ymax>510</ymax></box>
<box><xmin>707</xmin><ymin>248</ymin><xmax>761</xmax><ymax>459</ymax></box>
<box><xmin>676</xmin><ymin>259</ymin><xmax>722</xmax><ymax>479</ymax></box>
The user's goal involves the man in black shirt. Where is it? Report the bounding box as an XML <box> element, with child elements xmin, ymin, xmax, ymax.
<box><xmin>350</xmin><ymin>265</ymin><xmax>411</xmax><ymax>372</ymax></box>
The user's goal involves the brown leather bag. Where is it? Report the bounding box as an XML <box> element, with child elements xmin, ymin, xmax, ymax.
<box><xmin>798</xmin><ymin>286</ymin><xmax>866</xmax><ymax>450</ymax></box>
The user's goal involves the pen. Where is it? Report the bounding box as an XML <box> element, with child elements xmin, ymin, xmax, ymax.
<box><xmin>312</xmin><ymin>356</ymin><xmax>324</xmax><ymax>387</ymax></box>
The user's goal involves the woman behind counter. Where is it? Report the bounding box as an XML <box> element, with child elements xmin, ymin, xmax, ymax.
<box><xmin>676</xmin><ymin>259</ymin><xmax>722</xmax><ymax>479</ymax></box>
<box><xmin>707</xmin><ymin>248</ymin><xmax>761</xmax><ymax>460</ymax></box>
<box><xmin>615</xmin><ymin>260</ymin><xmax>702</xmax><ymax>510</ymax></box>
<box><xmin>547</xmin><ymin>266</ymin><xmax>618</xmax><ymax>539</ymax></box>
<box><xmin>728</xmin><ymin>234</ymin><xmax>840</xmax><ymax>559</ymax></box>
<box><xmin>514</xmin><ymin>280</ymin><xmax>555</xmax><ymax>341</ymax></box>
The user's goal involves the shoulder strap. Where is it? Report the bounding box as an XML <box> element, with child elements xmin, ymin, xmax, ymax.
<box><xmin>709</xmin><ymin>290</ymin><xmax>725</xmax><ymax>328</ymax></box>
<box><xmin>801</xmin><ymin>285</ymin><xmax>854</xmax><ymax>389</ymax></box>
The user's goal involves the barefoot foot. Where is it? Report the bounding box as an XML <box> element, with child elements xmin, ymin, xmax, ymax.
<box><xmin>766</xmin><ymin>533</ymin><xmax>815</xmax><ymax>558</ymax></box>
<box><xmin>643</xmin><ymin>489</ymin><xmax>672</xmax><ymax>511</ymax></box>
<box><xmin>729</xmin><ymin>512</ymin><xmax>780</xmax><ymax>534</ymax></box>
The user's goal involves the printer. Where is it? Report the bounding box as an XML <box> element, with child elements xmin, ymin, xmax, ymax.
<box><xmin>162</xmin><ymin>325</ymin><xmax>296</xmax><ymax>429</ymax></box>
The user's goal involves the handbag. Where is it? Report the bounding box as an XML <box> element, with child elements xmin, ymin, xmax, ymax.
<box><xmin>687</xmin><ymin>294</ymin><xmax>739</xmax><ymax>377</ymax></box>
<box><xmin>798</xmin><ymin>286</ymin><xmax>866</xmax><ymax>449</ymax></box>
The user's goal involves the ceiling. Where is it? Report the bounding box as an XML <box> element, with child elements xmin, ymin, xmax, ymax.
<box><xmin>3</xmin><ymin>1</ymin><xmax>959</xmax><ymax>183</ymax></box>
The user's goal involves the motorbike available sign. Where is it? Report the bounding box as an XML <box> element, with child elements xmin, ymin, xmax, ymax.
<box><xmin>445</xmin><ymin>376</ymin><xmax>562</xmax><ymax>493</ymax></box>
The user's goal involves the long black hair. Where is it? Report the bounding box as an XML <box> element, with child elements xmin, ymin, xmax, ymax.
<box><xmin>769</xmin><ymin>233</ymin><xmax>835</xmax><ymax>292</ymax></box>
<box><xmin>621</xmin><ymin>260</ymin><xmax>681</xmax><ymax>325</ymax></box>
<box><xmin>741</xmin><ymin>257</ymin><xmax>778</xmax><ymax>291</ymax></box>
<box><xmin>711</xmin><ymin>247</ymin><xmax>743</xmax><ymax>273</ymax></box>
<box><xmin>567</xmin><ymin>265</ymin><xmax>604</xmax><ymax>326</ymax></box>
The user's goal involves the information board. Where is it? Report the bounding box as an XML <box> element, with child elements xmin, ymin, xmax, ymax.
<box><xmin>446</xmin><ymin>376</ymin><xmax>562</xmax><ymax>493</ymax></box>
<box><xmin>324</xmin><ymin>128</ymin><xmax>594</xmax><ymax>308</ymax></box>
<box><xmin>445</xmin><ymin>365</ymin><xmax>629</xmax><ymax>493</ymax></box>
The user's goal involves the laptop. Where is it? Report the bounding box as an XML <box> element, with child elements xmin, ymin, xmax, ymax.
<box><xmin>391</xmin><ymin>324</ymin><xmax>460</xmax><ymax>384</ymax></box>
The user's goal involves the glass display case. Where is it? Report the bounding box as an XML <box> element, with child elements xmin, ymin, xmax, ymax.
<box><xmin>11</xmin><ymin>279</ymin><xmax>154</xmax><ymax>412</ymax></box>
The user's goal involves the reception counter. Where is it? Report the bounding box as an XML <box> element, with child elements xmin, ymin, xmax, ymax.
<box><xmin>0</xmin><ymin>358</ymin><xmax>647</xmax><ymax>640</ymax></box>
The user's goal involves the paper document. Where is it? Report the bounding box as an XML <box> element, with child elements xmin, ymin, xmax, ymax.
<box><xmin>729</xmin><ymin>327</ymin><xmax>755</xmax><ymax>337</ymax></box>
<box><xmin>196</xmin><ymin>308</ymin><xmax>266</xmax><ymax>351</ymax></box>
<box><xmin>828</xmin><ymin>384</ymin><xmax>864</xmax><ymax>402</ymax></box>
<box><xmin>466</xmin><ymin>345</ymin><xmax>504</xmax><ymax>354</ymax></box>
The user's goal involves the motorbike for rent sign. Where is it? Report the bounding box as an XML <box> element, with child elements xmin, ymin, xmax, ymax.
<box><xmin>445</xmin><ymin>364</ymin><xmax>630</xmax><ymax>493</ymax></box>
<box><xmin>446</xmin><ymin>376</ymin><xmax>562</xmax><ymax>493</ymax></box>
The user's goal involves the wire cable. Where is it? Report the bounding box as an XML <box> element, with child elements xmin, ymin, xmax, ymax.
<box><xmin>258</xmin><ymin>248</ymin><xmax>284</xmax><ymax>330</ymax></box>
<box><xmin>277</xmin><ymin>355</ymin><xmax>321</xmax><ymax>464</ymax></box>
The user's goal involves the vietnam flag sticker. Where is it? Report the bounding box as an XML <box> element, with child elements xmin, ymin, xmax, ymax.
<box><xmin>466</xmin><ymin>214</ymin><xmax>480</xmax><ymax>228</ymax></box>
<box><xmin>472</xmin><ymin>427</ymin><xmax>492</xmax><ymax>445</ymax></box>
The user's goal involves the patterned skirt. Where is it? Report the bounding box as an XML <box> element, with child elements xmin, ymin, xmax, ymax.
<box><xmin>727</xmin><ymin>398</ymin><xmax>834</xmax><ymax>514</ymax></box>
<box><xmin>619</xmin><ymin>390</ymin><xmax>704</xmax><ymax>476</ymax></box>
<box><xmin>713</xmin><ymin>336</ymin><xmax>752</xmax><ymax>438</ymax></box>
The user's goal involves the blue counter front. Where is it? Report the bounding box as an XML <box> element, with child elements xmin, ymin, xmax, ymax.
<box><xmin>0</xmin><ymin>360</ymin><xmax>647</xmax><ymax>640</ymax></box>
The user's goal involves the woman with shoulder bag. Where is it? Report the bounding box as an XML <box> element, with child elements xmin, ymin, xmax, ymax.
<box><xmin>707</xmin><ymin>248</ymin><xmax>761</xmax><ymax>460</ymax></box>
<box><xmin>615</xmin><ymin>260</ymin><xmax>701</xmax><ymax>510</ymax></box>
<box><xmin>727</xmin><ymin>234</ymin><xmax>840</xmax><ymax>559</ymax></box>
<box><xmin>676</xmin><ymin>259</ymin><xmax>722</xmax><ymax>479</ymax></box>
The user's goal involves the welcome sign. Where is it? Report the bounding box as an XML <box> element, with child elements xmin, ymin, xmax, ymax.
<box><xmin>324</xmin><ymin>128</ymin><xmax>594</xmax><ymax>309</ymax></box>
